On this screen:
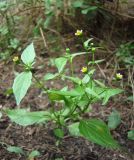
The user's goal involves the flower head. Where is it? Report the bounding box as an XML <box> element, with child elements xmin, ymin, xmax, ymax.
<box><xmin>75</xmin><ymin>30</ymin><xmax>83</xmax><ymax>36</ymax></box>
<box><xmin>116</xmin><ymin>73</ymin><xmax>123</xmax><ymax>80</ymax></box>
<box><xmin>81</xmin><ymin>66</ymin><xmax>88</xmax><ymax>73</ymax></box>
<box><xmin>13</xmin><ymin>56</ymin><xmax>19</xmax><ymax>62</ymax></box>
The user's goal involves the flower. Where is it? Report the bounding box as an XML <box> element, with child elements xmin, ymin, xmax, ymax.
<box><xmin>75</xmin><ymin>30</ymin><xmax>83</xmax><ymax>36</ymax></box>
<box><xmin>81</xmin><ymin>66</ymin><xmax>88</xmax><ymax>73</ymax></box>
<box><xmin>116</xmin><ymin>73</ymin><xmax>123</xmax><ymax>80</ymax></box>
<box><xmin>13</xmin><ymin>56</ymin><xmax>19</xmax><ymax>62</ymax></box>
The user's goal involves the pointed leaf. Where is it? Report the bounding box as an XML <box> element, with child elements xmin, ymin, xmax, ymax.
<box><xmin>82</xmin><ymin>74</ymin><xmax>90</xmax><ymax>84</ymax></box>
<box><xmin>79</xmin><ymin>119</ymin><xmax>120</xmax><ymax>149</ymax></box>
<box><xmin>63</xmin><ymin>76</ymin><xmax>81</xmax><ymax>84</ymax></box>
<box><xmin>68</xmin><ymin>122</ymin><xmax>81</xmax><ymax>136</ymax></box>
<box><xmin>5</xmin><ymin>109</ymin><xmax>50</xmax><ymax>126</ymax></box>
<box><xmin>13</xmin><ymin>72</ymin><xmax>32</xmax><ymax>105</ymax></box>
<box><xmin>84</xmin><ymin>38</ymin><xmax>93</xmax><ymax>50</ymax></box>
<box><xmin>21</xmin><ymin>43</ymin><xmax>35</xmax><ymax>65</ymax></box>
<box><xmin>85</xmin><ymin>87</ymin><xmax>100</xmax><ymax>99</ymax></box>
<box><xmin>7</xmin><ymin>146</ymin><xmax>24</xmax><ymax>155</ymax></box>
<box><xmin>55</xmin><ymin>57</ymin><xmax>67</xmax><ymax>73</ymax></box>
<box><xmin>44</xmin><ymin>73</ymin><xmax>58</xmax><ymax>81</ymax></box>
<box><xmin>102</xmin><ymin>88</ymin><xmax>123</xmax><ymax>105</ymax></box>
<box><xmin>49</xmin><ymin>87</ymin><xmax>84</xmax><ymax>97</ymax></box>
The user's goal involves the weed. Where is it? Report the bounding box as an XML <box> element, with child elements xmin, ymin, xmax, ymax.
<box><xmin>2</xmin><ymin>31</ymin><xmax>124</xmax><ymax>150</ymax></box>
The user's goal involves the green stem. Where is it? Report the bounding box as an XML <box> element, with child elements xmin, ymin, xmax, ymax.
<box><xmin>32</xmin><ymin>74</ymin><xmax>48</xmax><ymax>93</ymax></box>
<box><xmin>70</xmin><ymin>58</ymin><xmax>74</xmax><ymax>77</ymax></box>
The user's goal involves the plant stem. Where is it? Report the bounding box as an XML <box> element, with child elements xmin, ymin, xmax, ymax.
<box><xmin>70</xmin><ymin>58</ymin><xmax>74</xmax><ymax>77</ymax></box>
<box><xmin>32</xmin><ymin>74</ymin><xmax>48</xmax><ymax>93</ymax></box>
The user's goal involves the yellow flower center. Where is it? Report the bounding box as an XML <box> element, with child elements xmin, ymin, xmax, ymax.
<box><xmin>13</xmin><ymin>56</ymin><xmax>19</xmax><ymax>62</ymax></box>
<box><xmin>75</xmin><ymin>30</ymin><xmax>83</xmax><ymax>36</ymax></box>
<box><xmin>81</xmin><ymin>66</ymin><xmax>88</xmax><ymax>73</ymax></box>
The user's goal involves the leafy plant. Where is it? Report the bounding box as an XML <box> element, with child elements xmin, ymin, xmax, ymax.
<box><xmin>0</xmin><ymin>142</ymin><xmax>40</xmax><ymax>159</ymax></box>
<box><xmin>3</xmin><ymin>31</ymin><xmax>124</xmax><ymax>149</ymax></box>
<box><xmin>7</xmin><ymin>146</ymin><xmax>24</xmax><ymax>155</ymax></box>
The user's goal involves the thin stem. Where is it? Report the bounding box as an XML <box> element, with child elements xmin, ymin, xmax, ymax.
<box><xmin>70</xmin><ymin>58</ymin><xmax>74</xmax><ymax>77</ymax></box>
<box><xmin>32</xmin><ymin>74</ymin><xmax>48</xmax><ymax>93</ymax></box>
<box><xmin>33</xmin><ymin>74</ymin><xmax>63</xmax><ymax>126</ymax></box>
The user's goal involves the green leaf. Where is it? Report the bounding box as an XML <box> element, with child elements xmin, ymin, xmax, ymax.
<box><xmin>85</xmin><ymin>87</ymin><xmax>100</xmax><ymax>99</ymax></box>
<box><xmin>48</xmin><ymin>92</ymin><xmax>65</xmax><ymax>101</ymax></box>
<box><xmin>63</xmin><ymin>76</ymin><xmax>81</xmax><ymax>85</ymax></box>
<box><xmin>54</xmin><ymin>128</ymin><xmax>64</xmax><ymax>138</ymax></box>
<box><xmin>102</xmin><ymin>88</ymin><xmax>123</xmax><ymax>105</ymax></box>
<box><xmin>21</xmin><ymin>43</ymin><xmax>35</xmax><ymax>65</ymax></box>
<box><xmin>127</xmin><ymin>130</ymin><xmax>134</xmax><ymax>140</ymax></box>
<box><xmin>94</xmin><ymin>80</ymin><xmax>105</xmax><ymax>87</ymax></box>
<box><xmin>68</xmin><ymin>122</ymin><xmax>81</xmax><ymax>136</ymax></box>
<box><xmin>48</xmin><ymin>89</ymin><xmax>82</xmax><ymax>97</ymax></box>
<box><xmin>55</xmin><ymin>57</ymin><xmax>67</xmax><ymax>73</ymax></box>
<box><xmin>5</xmin><ymin>109</ymin><xmax>50</xmax><ymax>126</ymax></box>
<box><xmin>44</xmin><ymin>73</ymin><xmax>58</xmax><ymax>81</ymax></box>
<box><xmin>108</xmin><ymin>109</ymin><xmax>121</xmax><ymax>129</ymax></box>
<box><xmin>79</xmin><ymin>119</ymin><xmax>120</xmax><ymax>148</ymax></box>
<box><xmin>28</xmin><ymin>150</ymin><xmax>40</xmax><ymax>159</ymax></box>
<box><xmin>13</xmin><ymin>72</ymin><xmax>32</xmax><ymax>105</ymax></box>
<box><xmin>84</xmin><ymin>38</ymin><xmax>93</xmax><ymax>50</ymax></box>
<box><xmin>77</xmin><ymin>95</ymin><xmax>89</xmax><ymax>108</ymax></box>
<box><xmin>82</xmin><ymin>74</ymin><xmax>90</xmax><ymax>84</ymax></box>
<box><xmin>7</xmin><ymin>146</ymin><xmax>24</xmax><ymax>155</ymax></box>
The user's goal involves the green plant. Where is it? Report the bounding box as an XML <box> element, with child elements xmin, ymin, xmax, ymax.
<box><xmin>3</xmin><ymin>32</ymin><xmax>124</xmax><ymax>149</ymax></box>
<box><xmin>0</xmin><ymin>141</ymin><xmax>40</xmax><ymax>160</ymax></box>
